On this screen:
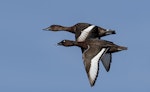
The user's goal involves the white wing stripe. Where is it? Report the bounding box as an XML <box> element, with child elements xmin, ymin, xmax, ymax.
<box><xmin>77</xmin><ymin>25</ymin><xmax>95</xmax><ymax>42</ymax></box>
<box><xmin>89</xmin><ymin>48</ymin><xmax>106</xmax><ymax>82</ymax></box>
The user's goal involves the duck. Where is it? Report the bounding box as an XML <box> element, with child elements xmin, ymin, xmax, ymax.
<box><xmin>43</xmin><ymin>23</ymin><xmax>116</xmax><ymax>42</ymax></box>
<box><xmin>43</xmin><ymin>23</ymin><xmax>116</xmax><ymax>72</ymax></box>
<box><xmin>57</xmin><ymin>39</ymin><xmax>127</xmax><ymax>87</ymax></box>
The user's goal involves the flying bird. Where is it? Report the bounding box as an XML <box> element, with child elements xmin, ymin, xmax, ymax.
<box><xmin>43</xmin><ymin>23</ymin><xmax>116</xmax><ymax>72</ymax></box>
<box><xmin>57</xmin><ymin>39</ymin><xmax>127</xmax><ymax>86</ymax></box>
<box><xmin>43</xmin><ymin>23</ymin><xmax>116</xmax><ymax>42</ymax></box>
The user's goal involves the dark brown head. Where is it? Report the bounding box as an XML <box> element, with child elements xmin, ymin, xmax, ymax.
<box><xmin>43</xmin><ymin>25</ymin><xmax>65</xmax><ymax>31</ymax></box>
<box><xmin>57</xmin><ymin>40</ymin><xmax>75</xmax><ymax>47</ymax></box>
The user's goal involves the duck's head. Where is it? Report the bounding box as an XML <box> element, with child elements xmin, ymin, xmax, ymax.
<box><xmin>43</xmin><ymin>25</ymin><xmax>64</xmax><ymax>31</ymax></box>
<box><xmin>57</xmin><ymin>40</ymin><xmax>75</xmax><ymax>47</ymax></box>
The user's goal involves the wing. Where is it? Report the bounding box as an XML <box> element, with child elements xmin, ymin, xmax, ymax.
<box><xmin>101</xmin><ymin>53</ymin><xmax>112</xmax><ymax>72</ymax></box>
<box><xmin>83</xmin><ymin>46</ymin><xmax>109</xmax><ymax>86</ymax></box>
<box><xmin>77</xmin><ymin>25</ymin><xmax>96</xmax><ymax>42</ymax></box>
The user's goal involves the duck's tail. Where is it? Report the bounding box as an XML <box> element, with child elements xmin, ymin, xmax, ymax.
<box><xmin>105</xmin><ymin>29</ymin><xmax>116</xmax><ymax>35</ymax></box>
<box><xmin>117</xmin><ymin>46</ymin><xmax>128</xmax><ymax>51</ymax></box>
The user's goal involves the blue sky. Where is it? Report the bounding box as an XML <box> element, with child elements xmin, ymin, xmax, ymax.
<box><xmin>0</xmin><ymin>0</ymin><xmax>150</xmax><ymax>92</ymax></box>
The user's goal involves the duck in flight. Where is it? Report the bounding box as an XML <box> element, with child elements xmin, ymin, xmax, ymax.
<box><xmin>57</xmin><ymin>39</ymin><xmax>127</xmax><ymax>86</ymax></box>
<box><xmin>43</xmin><ymin>23</ymin><xmax>116</xmax><ymax>72</ymax></box>
<box><xmin>43</xmin><ymin>23</ymin><xmax>116</xmax><ymax>42</ymax></box>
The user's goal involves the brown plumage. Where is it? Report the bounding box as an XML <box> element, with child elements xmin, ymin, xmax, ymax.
<box><xmin>57</xmin><ymin>39</ymin><xmax>127</xmax><ymax>86</ymax></box>
<box><xmin>43</xmin><ymin>23</ymin><xmax>116</xmax><ymax>40</ymax></box>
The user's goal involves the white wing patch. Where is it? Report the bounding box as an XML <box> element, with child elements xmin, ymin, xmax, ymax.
<box><xmin>89</xmin><ymin>48</ymin><xmax>107</xmax><ymax>84</ymax></box>
<box><xmin>77</xmin><ymin>25</ymin><xmax>95</xmax><ymax>42</ymax></box>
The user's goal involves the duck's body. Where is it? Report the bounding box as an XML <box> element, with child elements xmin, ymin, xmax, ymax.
<box><xmin>58</xmin><ymin>39</ymin><xmax>127</xmax><ymax>86</ymax></box>
<box><xmin>43</xmin><ymin>23</ymin><xmax>116</xmax><ymax>42</ymax></box>
<box><xmin>43</xmin><ymin>23</ymin><xmax>117</xmax><ymax>73</ymax></box>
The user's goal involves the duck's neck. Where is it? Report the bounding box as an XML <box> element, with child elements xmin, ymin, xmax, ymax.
<box><xmin>73</xmin><ymin>42</ymin><xmax>88</xmax><ymax>49</ymax></box>
<box><xmin>59</xmin><ymin>26</ymin><xmax>75</xmax><ymax>33</ymax></box>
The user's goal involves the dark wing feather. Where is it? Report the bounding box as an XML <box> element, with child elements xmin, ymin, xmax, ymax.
<box><xmin>101</xmin><ymin>53</ymin><xmax>112</xmax><ymax>72</ymax></box>
<box><xmin>82</xmin><ymin>46</ymin><xmax>109</xmax><ymax>86</ymax></box>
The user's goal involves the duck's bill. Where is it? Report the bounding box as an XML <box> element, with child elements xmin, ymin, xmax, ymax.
<box><xmin>57</xmin><ymin>42</ymin><xmax>63</xmax><ymax>46</ymax></box>
<box><xmin>42</xmin><ymin>27</ymin><xmax>51</xmax><ymax>31</ymax></box>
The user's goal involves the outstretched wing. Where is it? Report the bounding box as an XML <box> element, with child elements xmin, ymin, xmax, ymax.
<box><xmin>101</xmin><ymin>53</ymin><xmax>112</xmax><ymax>72</ymax></box>
<box><xmin>77</xmin><ymin>25</ymin><xmax>96</xmax><ymax>42</ymax></box>
<box><xmin>82</xmin><ymin>46</ymin><xmax>109</xmax><ymax>86</ymax></box>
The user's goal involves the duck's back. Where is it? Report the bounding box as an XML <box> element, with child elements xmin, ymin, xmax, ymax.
<box><xmin>74</xmin><ymin>23</ymin><xmax>92</xmax><ymax>31</ymax></box>
<box><xmin>74</xmin><ymin>23</ymin><xmax>100</xmax><ymax>41</ymax></box>
<box><xmin>87</xmin><ymin>39</ymin><xmax>114</xmax><ymax>47</ymax></box>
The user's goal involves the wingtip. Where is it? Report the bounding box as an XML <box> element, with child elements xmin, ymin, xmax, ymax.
<box><xmin>106</xmin><ymin>68</ymin><xmax>110</xmax><ymax>72</ymax></box>
<box><xmin>90</xmin><ymin>84</ymin><xmax>94</xmax><ymax>87</ymax></box>
<box><xmin>89</xmin><ymin>77</ymin><xmax>97</xmax><ymax>87</ymax></box>
<box><xmin>90</xmin><ymin>81</ymin><xmax>95</xmax><ymax>87</ymax></box>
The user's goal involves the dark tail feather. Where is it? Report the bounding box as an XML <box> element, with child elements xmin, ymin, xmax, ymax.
<box><xmin>118</xmin><ymin>46</ymin><xmax>128</xmax><ymax>51</ymax></box>
<box><xmin>105</xmin><ymin>29</ymin><xmax>116</xmax><ymax>35</ymax></box>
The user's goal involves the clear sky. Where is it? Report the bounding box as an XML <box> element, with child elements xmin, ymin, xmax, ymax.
<box><xmin>0</xmin><ymin>0</ymin><xmax>150</xmax><ymax>92</ymax></box>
